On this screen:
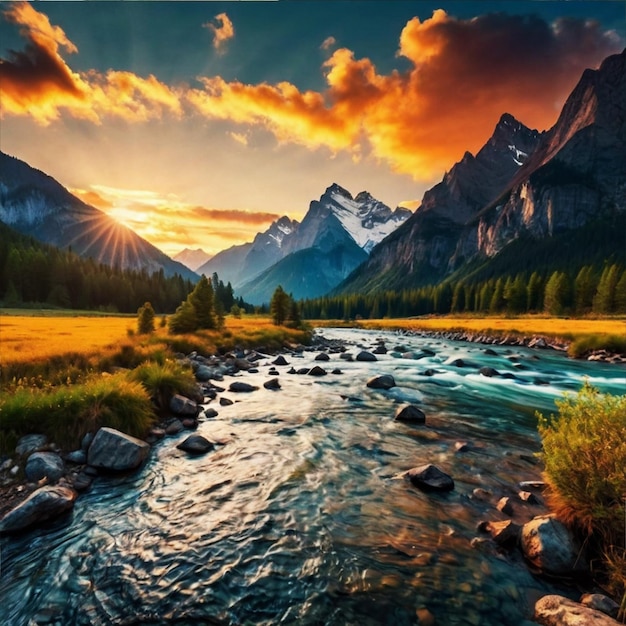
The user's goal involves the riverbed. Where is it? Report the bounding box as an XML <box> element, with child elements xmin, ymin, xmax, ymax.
<box><xmin>1</xmin><ymin>327</ymin><xmax>625</xmax><ymax>625</ymax></box>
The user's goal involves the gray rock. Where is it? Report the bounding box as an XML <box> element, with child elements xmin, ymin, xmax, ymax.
<box><xmin>264</xmin><ymin>378</ymin><xmax>281</xmax><ymax>390</ymax></box>
<box><xmin>406</xmin><ymin>464</ymin><xmax>454</xmax><ymax>492</ymax></box>
<box><xmin>194</xmin><ymin>365</ymin><xmax>213</xmax><ymax>382</ymax></box>
<box><xmin>220</xmin><ymin>397</ymin><xmax>234</xmax><ymax>406</ymax></box>
<box><xmin>81</xmin><ymin>432</ymin><xmax>94</xmax><ymax>451</ymax></box>
<box><xmin>65</xmin><ymin>450</ymin><xmax>87</xmax><ymax>465</ymax></box>
<box><xmin>308</xmin><ymin>366</ymin><xmax>327</xmax><ymax>376</ymax></box>
<box><xmin>72</xmin><ymin>472</ymin><xmax>93</xmax><ymax>492</ymax></box>
<box><xmin>87</xmin><ymin>427</ymin><xmax>150</xmax><ymax>471</ymax></box>
<box><xmin>165</xmin><ymin>419</ymin><xmax>184</xmax><ymax>435</ymax></box>
<box><xmin>229</xmin><ymin>381</ymin><xmax>259</xmax><ymax>393</ymax></box>
<box><xmin>395</xmin><ymin>404</ymin><xmax>426</xmax><ymax>423</ymax></box>
<box><xmin>521</xmin><ymin>515</ymin><xmax>587</xmax><ymax>576</ymax></box>
<box><xmin>534</xmin><ymin>595</ymin><xmax>621</xmax><ymax>625</ymax></box>
<box><xmin>25</xmin><ymin>452</ymin><xmax>64</xmax><ymax>483</ymax></box>
<box><xmin>479</xmin><ymin>366</ymin><xmax>500</xmax><ymax>377</ymax></box>
<box><xmin>169</xmin><ymin>394</ymin><xmax>199</xmax><ymax>416</ymax></box>
<box><xmin>15</xmin><ymin>434</ymin><xmax>48</xmax><ymax>456</ymax></box>
<box><xmin>373</xmin><ymin>345</ymin><xmax>387</xmax><ymax>354</ymax></box>
<box><xmin>580</xmin><ymin>594</ymin><xmax>619</xmax><ymax>619</ymax></box>
<box><xmin>297</xmin><ymin>368</ymin><xmax>310</xmax><ymax>375</ymax></box>
<box><xmin>177</xmin><ymin>435</ymin><xmax>214</xmax><ymax>455</ymax></box>
<box><xmin>339</xmin><ymin>353</ymin><xmax>354</xmax><ymax>361</ymax></box>
<box><xmin>204</xmin><ymin>408</ymin><xmax>219</xmax><ymax>418</ymax></box>
<box><xmin>272</xmin><ymin>356</ymin><xmax>289</xmax><ymax>366</ymax></box>
<box><xmin>0</xmin><ymin>485</ymin><xmax>77</xmax><ymax>534</ymax></box>
<box><xmin>315</xmin><ymin>353</ymin><xmax>331</xmax><ymax>361</ymax></box>
<box><xmin>366</xmin><ymin>374</ymin><xmax>396</xmax><ymax>389</ymax></box>
<box><xmin>356</xmin><ymin>351</ymin><xmax>378</xmax><ymax>362</ymax></box>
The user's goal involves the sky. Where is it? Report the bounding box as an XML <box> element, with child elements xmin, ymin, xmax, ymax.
<box><xmin>0</xmin><ymin>1</ymin><xmax>624</xmax><ymax>257</ymax></box>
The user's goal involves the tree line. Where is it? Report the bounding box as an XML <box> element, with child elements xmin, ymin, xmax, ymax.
<box><xmin>301</xmin><ymin>263</ymin><xmax>626</xmax><ymax>320</ymax></box>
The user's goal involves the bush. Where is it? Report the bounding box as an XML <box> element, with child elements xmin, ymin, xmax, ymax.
<box><xmin>538</xmin><ymin>383</ymin><xmax>626</xmax><ymax>605</ymax></box>
<box><xmin>568</xmin><ymin>334</ymin><xmax>626</xmax><ymax>358</ymax></box>
<box><xmin>0</xmin><ymin>373</ymin><xmax>155</xmax><ymax>454</ymax></box>
<box><xmin>137</xmin><ymin>301</ymin><xmax>155</xmax><ymax>334</ymax></box>
<box><xmin>128</xmin><ymin>360</ymin><xmax>197</xmax><ymax>410</ymax></box>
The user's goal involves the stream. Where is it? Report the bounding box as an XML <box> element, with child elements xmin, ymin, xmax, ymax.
<box><xmin>1</xmin><ymin>327</ymin><xmax>625</xmax><ymax>625</ymax></box>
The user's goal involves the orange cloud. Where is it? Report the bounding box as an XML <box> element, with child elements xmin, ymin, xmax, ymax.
<box><xmin>1</xmin><ymin>4</ymin><xmax>622</xmax><ymax>179</ymax></box>
<box><xmin>204</xmin><ymin>13</ymin><xmax>235</xmax><ymax>53</ymax></box>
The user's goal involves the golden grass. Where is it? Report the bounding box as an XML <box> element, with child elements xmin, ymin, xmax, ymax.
<box><xmin>344</xmin><ymin>315</ymin><xmax>626</xmax><ymax>339</ymax></box>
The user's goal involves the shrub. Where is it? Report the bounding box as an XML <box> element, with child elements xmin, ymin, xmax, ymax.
<box><xmin>137</xmin><ymin>301</ymin><xmax>156</xmax><ymax>334</ymax></box>
<box><xmin>568</xmin><ymin>334</ymin><xmax>626</xmax><ymax>358</ymax></box>
<box><xmin>538</xmin><ymin>383</ymin><xmax>626</xmax><ymax>605</ymax></box>
<box><xmin>128</xmin><ymin>360</ymin><xmax>197</xmax><ymax>410</ymax></box>
<box><xmin>0</xmin><ymin>373</ymin><xmax>155</xmax><ymax>454</ymax></box>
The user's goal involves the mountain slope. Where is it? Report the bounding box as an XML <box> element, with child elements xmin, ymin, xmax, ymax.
<box><xmin>0</xmin><ymin>152</ymin><xmax>198</xmax><ymax>281</ymax></box>
<box><xmin>173</xmin><ymin>248</ymin><xmax>212</xmax><ymax>272</ymax></box>
<box><xmin>337</xmin><ymin>48</ymin><xmax>626</xmax><ymax>295</ymax></box>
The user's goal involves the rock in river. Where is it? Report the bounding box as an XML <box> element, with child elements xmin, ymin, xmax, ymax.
<box><xmin>0</xmin><ymin>485</ymin><xmax>77</xmax><ymax>534</ymax></box>
<box><xmin>177</xmin><ymin>435</ymin><xmax>214</xmax><ymax>455</ymax></box>
<box><xmin>406</xmin><ymin>464</ymin><xmax>454</xmax><ymax>492</ymax></box>
<box><xmin>534</xmin><ymin>595</ymin><xmax>621</xmax><ymax>626</ymax></box>
<box><xmin>229</xmin><ymin>381</ymin><xmax>259</xmax><ymax>393</ymax></box>
<box><xmin>87</xmin><ymin>427</ymin><xmax>150</xmax><ymax>471</ymax></box>
<box><xmin>169</xmin><ymin>394</ymin><xmax>199</xmax><ymax>416</ymax></box>
<box><xmin>356</xmin><ymin>351</ymin><xmax>378</xmax><ymax>362</ymax></box>
<box><xmin>395</xmin><ymin>404</ymin><xmax>426</xmax><ymax>423</ymax></box>
<box><xmin>366</xmin><ymin>374</ymin><xmax>396</xmax><ymax>389</ymax></box>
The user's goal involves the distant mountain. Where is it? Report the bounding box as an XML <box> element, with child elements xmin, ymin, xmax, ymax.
<box><xmin>336</xmin><ymin>48</ymin><xmax>626</xmax><ymax>295</ymax></box>
<box><xmin>197</xmin><ymin>215</ymin><xmax>298</xmax><ymax>286</ymax></box>
<box><xmin>173</xmin><ymin>248</ymin><xmax>212</xmax><ymax>272</ymax></box>
<box><xmin>0</xmin><ymin>152</ymin><xmax>198</xmax><ymax>281</ymax></box>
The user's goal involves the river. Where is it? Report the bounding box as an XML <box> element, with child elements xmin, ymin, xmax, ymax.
<box><xmin>1</xmin><ymin>327</ymin><xmax>625</xmax><ymax>625</ymax></box>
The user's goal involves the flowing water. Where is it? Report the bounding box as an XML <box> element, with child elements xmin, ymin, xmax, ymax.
<box><xmin>1</xmin><ymin>328</ymin><xmax>625</xmax><ymax>626</ymax></box>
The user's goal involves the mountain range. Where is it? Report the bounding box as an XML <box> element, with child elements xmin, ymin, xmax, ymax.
<box><xmin>197</xmin><ymin>185</ymin><xmax>411</xmax><ymax>303</ymax></box>
<box><xmin>172</xmin><ymin>248</ymin><xmax>213</xmax><ymax>272</ymax></box>
<box><xmin>0</xmin><ymin>152</ymin><xmax>198</xmax><ymax>282</ymax></box>
<box><xmin>336</xmin><ymin>48</ymin><xmax>626</xmax><ymax>295</ymax></box>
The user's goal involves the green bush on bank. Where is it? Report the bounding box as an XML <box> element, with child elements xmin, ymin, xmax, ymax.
<box><xmin>128</xmin><ymin>360</ymin><xmax>197</xmax><ymax>410</ymax></box>
<box><xmin>538</xmin><ymin>383</ymin><xmax>626</xmax><ymax>607</ymax></box>
<box><xmin>568</xmin><ymin>333</ymin><xmax>626</xmax><ymax>358</ymax></box>
<box><xmin>0</xmin><ymin>373</ymin><xmax>155</xmax><ymax>454</ymax></box>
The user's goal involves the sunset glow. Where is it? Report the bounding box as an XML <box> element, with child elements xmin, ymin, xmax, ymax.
<box><xmin>1</xmin><ymin>1</ymin><xmax>623</xmax><ymax>256</ymax></box>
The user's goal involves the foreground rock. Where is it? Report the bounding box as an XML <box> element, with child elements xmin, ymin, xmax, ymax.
<box><xmin>0</xmin><ymin>485</ymin><xmax>77</xmax><ymax>534</ymax></box>
<box><xmin>395</xmin><ymin>404</ymin><xmax>426</xmax><ymax>423</ymax></box>
<box><xmin>406</xmin><ymin>464</ymin><xmax>454</xmax><ymax>492</ymax></box>
<box><xmin>169</xmin><ymin>394</ymin><xmax>199</xmax><ymax>416</ymax></box>
<box><xmin>534</xmin><ymin>595</ymin><xmax>621</xmax><ymax>625</ymax></box>
<box><xmin>521</xmin><ymin>515</ymin><xmax>587</xmax><ymax>576</ymax></box>
<box><xmin>87</xmin><ymin>427</ymin><xmax>150</xmax><ymax>471</ymax></box>
<box><xmin>25</xmin><ymin>452</ymin><xmax>65</xmax><ymax>483</ymax></box>
<box><xmin>177</xmin><ymin>435</ymin><xmax>214</xmax><ymax>455</ymax></box>
<box><xmin>366</xmin><ymin>374</ymin><xmax>396</xmax><ymax>389</ymax></box>
<box><xmin>15</xmin><ymin>434</ymin><xmax>48</xmax><ymax>456</ymax></box>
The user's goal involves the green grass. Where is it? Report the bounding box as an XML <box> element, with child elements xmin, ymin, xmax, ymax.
<box><xmin>0</xmin><ymin>373</ymin><xmax>155</xmax><ymax>454</ymax></box>
<box><xmin>568</xmin><ymin>334</ymin><xmax>626</xmax><ymax>358</ymax></box>
<box><xmin>538</xmin><ymin>383</ymin><xmax>626</xmax><ymax>610</ymax></box>
<box><xmin>128</xmin><ymin>360</ymin><xmax>198</xmax><ymax>410</ymax></box>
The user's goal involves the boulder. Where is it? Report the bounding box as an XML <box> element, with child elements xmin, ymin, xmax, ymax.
<box><xmin>406</xmin><ymin>464</ymin><xmax>454</xmax><ymax>492</ymax></box>
<box><xmin>229</xmin><ymin>381</ymin><xmax>259</xmax><ymax>393</ymax></box>
<box><xmin>272</xmin><ymin>356</ymin><xmax>289</xmax><ymax>366</ymax></box>
<box><xmin>356</xmin><ymin>351</ymin><xmax>378</xmax><ymax>362</ymax></box>
<box><xmin>308</xmin><ymin>366</ymin><xmax>327</xmax><ymax>377</ymax></box>
<box><xmin>521</xmin><ymin>515</ymin><xmax>587</xmax><ymax>576</ymax></box>
<box><xmin>263</xmin><ymin>378</ymin><xmax>281</xmax><ymax>390</ymax></box>
<box><xmin>395</xmin><ymin>404</ymin><xmax>426</xmax><ymax>423</ymax></box>
<box><xmin>366</xmin><ymin>374</ymin><xmax>396</xmax><ymax>390</ymax></box>
<box><xmin>15</xmin><ymin>434</ymin><xmax>48</xmax><ymax>456</ymax></box>
<box><xmin>0</xmin><ymin>485</ymin><xmax>77</xmax><ymax>534</ymax></box>
<box><xmin>169</xmin><ymin>394</ymin><xmax>199</xmax><ymax>416</ymax></box>
<box><xmin>177</xmin><ymin>435</ymin><xmax>214</xmax><ymax>455</ymax></box>
<box><xmin>534</xmin><ymin>595</ymin><xmax>621</xmax><ymax>626</ymax></box>
<box><xmin>25</xmin><ymin>452</ymin><xmax>65</xmax><ymax>483</ymax></box>
<box><xmin>165</xmin><ymin>419</ymin><xmax>184</xmax><ymax>435</ymax></box>
<box><xmin>315</xmin><ymin>353</ymin><xmax>331</xmax><ymax>361</ymax></box>
<box><xmin>87</xmin><ymin>427</ymin><xmax>150</xmax><ymax>471</ymax></box>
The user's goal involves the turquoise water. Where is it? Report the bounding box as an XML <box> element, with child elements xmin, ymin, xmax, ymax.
<box><xmin>1</xmin><ymin>328</ymin><xmax>624</xmax><ymax>625</ymax></box>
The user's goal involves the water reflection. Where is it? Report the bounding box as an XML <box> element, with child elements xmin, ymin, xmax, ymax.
<box><xmin>1</xmin><ymin>328</ymin><xmax>624</xmax><ymax>625</ymax></box>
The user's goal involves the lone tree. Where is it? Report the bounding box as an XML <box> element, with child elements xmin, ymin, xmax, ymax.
<box><xmin>137</xmin><ymin>301</ymin><xmax>155</xmax><ymax>334</ymax></box>
<box><xmin>270</xmin><ymin>285</ymin><xmax>290</xmax><ymax>326</ymax></box>
<box><xmin>169</xmin><ymin>275</ymin><xmax>217</xmax><ymax>334</ymax></box>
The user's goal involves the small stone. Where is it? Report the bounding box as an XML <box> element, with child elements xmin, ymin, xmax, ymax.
<box><xmin>479</xmin><ymin>366</ymin><xmax>499</xmax><ymax>377</ymax></box>
<box><xmin>65</xmin><ymin>450</ymin><xmax>87</xmax><ymax>465</ymax></box>
<box><xmin>331</xmin><ymin>368</ymin><xmax>343</xmax><ymax>375</ymax></box>
<box><xmin>519</xmin><ymin>490</ymin><xmax>540</xmax><ymax>504</ymax></box>
<box><xmin>454</xmin><ymin>441</ymin><xmax>470</xmax><ymax>453</ymax></box>
<box><xmin>339</xmin><ymin>353</ymin><xmax>353</xmax><ymax>361</ymax></box>
<box><xmin>315</xmin><ymin>353</ymin><xmax>331</xmax><ymax>361</ymax></box>
<box><xmin>204</xmin><ymin>408</ymin><xmax>219</xmax><ymax>418</ymax></box>
<box><xmin>356</xmin><ymin>351</ymin><xmax>377</xmax><ymax>362</ymax></box>
<box><xmin>165</xmin><ymin>419</ymin><xmax>184</xmax><ymax>435</ymax></box>
<box><xmin>272</xmin><ymin>356</ymin><xmax>289</xmax><ymax>366</ymax></box>
<box><xmin>220</xmin><ymin>397</ymin><xmax>234</xmax><ymax>406</ymax></box>
<box><xmin>73</xmin><ymin>472</ymin><xmax>93</xmax><ymax>492</ymax></box>
<box><xmin>182</xmin><ymin>418</ymin><xmax>197</xmax><ymax>429</ymax></box>
<box><xmin>308</xmin><ymin>366</ymin><xmax>327</xmax><ymax>376</ymax></box>
<box><xmin>395</xmin><ymin>404</ymin><xmax>426</xmax><ymax>423</ymax></box>
<box><xmin>264</xmin><ymin>378</ymin><xmax>281</xmax><ymax>390</ymax></box>
<box><xmin>471</xmin><ymin>488</ymin><xmax>492</xmax><ymax>502</ymax></box>
<box><xmin>229</xmin><ymin>381</ymin><xmax>259</xmax><ymax>393</ymax></box>
<box><xmin>487</xmin><ymin>520</ymin><xmax>521</xmax><ymax>547</ymax></box>
<box><xmin>296</xmin><ymin>368</ymin><xmax>310</xmax><ymax>375</ymax></box>
<box><xmin>497</xmin><ymin>497</ymin><xmax>514</xmax><ymax>516</ymax></box>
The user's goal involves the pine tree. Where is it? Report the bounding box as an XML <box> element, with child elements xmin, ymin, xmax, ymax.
<box><xmin>615</xmin><ymin>269</ymin><xmax>626</xmax><ymax>313</ymax></box>
<box><xmin>544</xmin><ymin>271</ymin><xmax>570</xmax><ymax>316</ymax></box>
<box><xmin>270</xmin><ymin>285</ymin><xmax>290</xmax><ymax>325</ymax></box>
<box><xmin>137</xmin><ymin>301</ymin><xmax>156</xmax><ymax>334</ymax></box>
<box><xmin>189</xmin><ymin>275</ymin><xmax>216</xmax><ymax>329</ymax></box>
<box><xmin>593</xmin><ymin>264</ymin><xmax>620</xmax><ymax>314</ymax></box>
<box><xmin>168</xmin><ymin>299</ymin><xmax>198</xmax><ymax>333</ymax></box>
<box><xmin>574</xmin><ymin>266</ymin><xmax>596</xmax><ymax>314</ymax></box>
<box><xmin>527</xmin><ymin>272</ymin><xmax>543</xmax><ymax>311</ymax></box>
